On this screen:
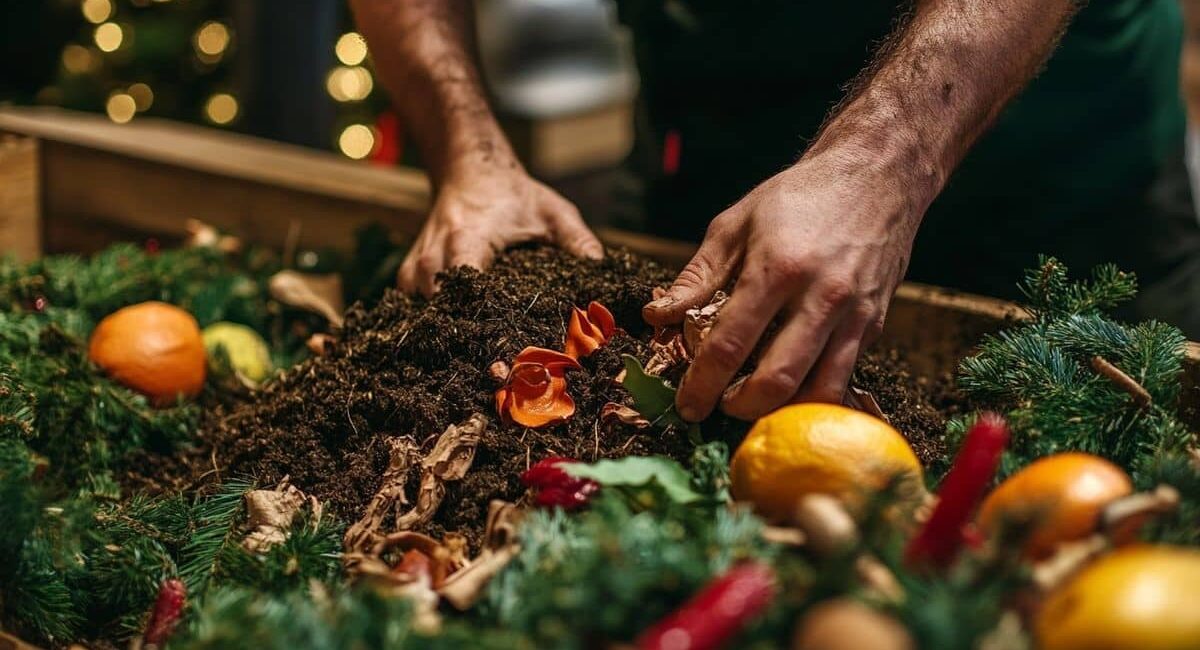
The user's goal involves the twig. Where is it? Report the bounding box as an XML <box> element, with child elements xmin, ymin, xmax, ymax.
<box><xmin>1090</xmin><ymin>356</ymin><xmax>1151</xmax><ymax>408</ymax></box>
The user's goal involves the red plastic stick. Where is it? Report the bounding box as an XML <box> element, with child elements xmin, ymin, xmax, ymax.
<box><xmin>636</xmin><ymin>562</ymin><xmax>776</xmax><ymax>650</ymax></box>
<box><xmin>905</xmin><ymin>412</ymin><xmax>1010</xmax><ymax>568</ymax></box>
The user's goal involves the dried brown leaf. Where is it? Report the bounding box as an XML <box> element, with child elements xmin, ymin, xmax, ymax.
<box><xmin>394</xmin><ymin>413</ymin><xmax>487</xmax><ymax>531</ymax></box>
<box><xmin>682</xmin><ymin>290</ymin><xmax>728</xmax><ymax>355</ymax></box>
<box><xmin>269</xmin><ymin>270</ymin><xmax>345</xmax><ymax>327</ymax></box>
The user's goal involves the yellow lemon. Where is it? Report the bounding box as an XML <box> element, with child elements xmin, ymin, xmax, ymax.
<box><xmin>1037</xmin><ymin>545</ymin><xmax>1200</xmax><ymax>650</ymax></box>
<box><xmin>730</xmin><ymin>403</ymin><xmax>923</xmax><ymax>521</ymax></box>
<box><xmin>202</xmin><ymin>322</ymin><xmax>272</xmax><ymax>383</ymax></box>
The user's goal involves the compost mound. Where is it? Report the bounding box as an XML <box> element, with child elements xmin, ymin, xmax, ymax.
<box><xmin>171</xmin><ymin>246</ymin><xmax>949</xmax><ymax>546</ymax></box>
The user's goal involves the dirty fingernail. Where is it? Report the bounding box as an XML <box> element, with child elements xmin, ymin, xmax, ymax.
<box><xmin>646</xmin><ymin>296</ymin><xmax>674</xmax><ymax>310</ymax></box>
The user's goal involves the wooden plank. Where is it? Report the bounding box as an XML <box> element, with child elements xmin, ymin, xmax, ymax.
<box><xmin>0</xmin><ymin>106</ymin><xmax>430</xmax><ymax>214</ymax></box>
<box><xmin>39</xmin><ymin>140</ymin><xmax>416</xmax><ymax>254</ymax></box>
<box><xmin>0</xmin><ymin>135</ymin><xmax>41</xmax><ymax>260</ymax></box>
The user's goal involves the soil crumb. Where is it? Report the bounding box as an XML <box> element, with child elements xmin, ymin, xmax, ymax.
<box><xmin>853</xmin><ymin>348</ymin><xmax>958</xmax><ymax>467</ymax></box>
<box><xmin>150</xmin><ymin>246</ymin><xmax>956</xmax><ymax>547</ymax></box>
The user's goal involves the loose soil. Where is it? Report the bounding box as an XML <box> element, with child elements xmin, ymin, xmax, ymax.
<box><xmin>146</xmin><ymin>246</ymin><xmax>955</xmax><ymax>547</ymax></box>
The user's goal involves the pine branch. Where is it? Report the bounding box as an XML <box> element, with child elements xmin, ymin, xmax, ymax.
<box><xmin>177</xmin><ymin>479</ymin><xmax>257</xmax><ymax>598</ymax></box>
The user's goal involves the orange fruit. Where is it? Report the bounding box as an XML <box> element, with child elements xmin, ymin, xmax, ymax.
<box><xmin>1036</xmin><ymin>545</ymin><xmax>1200</xmax><ymax>650</ymax></box>
<box><xmin>88</xmin><ymin>301</ymin><xmax>207</xmax><ymax>406</ymax></box>
<box><xmin>978</xmin><ymin>452</ymin><xmax>1131</xmax><ymax>559</ymax></box>
<box><xmin>730</xmin><ymin>403</ymin><xmax>924</xmax><ymax>522</ymax></box>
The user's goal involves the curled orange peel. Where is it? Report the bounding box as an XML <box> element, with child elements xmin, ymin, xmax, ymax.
<box><xmin>565</xmin><ymin>301</ymin><xmax>618</xmax><ymax>359</ymax></box>
<box><xmin>494</xmin><ymin>346</ymin><xmax>579</xmax><ymax>427</ymax></box>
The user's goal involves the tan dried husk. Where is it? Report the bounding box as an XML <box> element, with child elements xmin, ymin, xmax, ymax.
<box><xmin>241</xmin><ymin>477</ymin><xmax>320</xmax><ymax>553</ymax></box>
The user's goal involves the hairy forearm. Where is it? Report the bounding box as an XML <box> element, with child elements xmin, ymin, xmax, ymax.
<box><xmin>809</xmin><ymin>0</ymin><xmax>1077</xmax><ymax>215</ymax></box>
<box><xmin>349</xmin><ymin>0</ymin><xmax>516</xmax><ymax>184</ymax></box>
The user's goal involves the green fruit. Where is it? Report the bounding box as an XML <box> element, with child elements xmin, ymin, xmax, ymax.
<box><xmin>202</xmin><ymin>322</ymin><xmax>272</xmax><ymax>383</ymax></box>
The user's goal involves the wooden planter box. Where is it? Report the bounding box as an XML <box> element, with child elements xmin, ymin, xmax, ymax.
<box><xmin>2</xmin><ymin>106</ymin><xmax>1198</xmax><ymax>422</ymax></box>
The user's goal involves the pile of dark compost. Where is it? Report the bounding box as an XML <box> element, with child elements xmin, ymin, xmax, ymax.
<box><xmin>148</xmin><ymin>246</ymin><xmax>955</xmax><ymax>547</ymax></box>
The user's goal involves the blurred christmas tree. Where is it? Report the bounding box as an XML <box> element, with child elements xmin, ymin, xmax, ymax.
<box><xmin>39</xmin><ymin>0</ymin><xmax>240</xmax><ymax>127</ymax></box>
<box><xmin>2</xmin><ymin>0</ymin><xmax>395</xmax><ymax>161</ymax></box>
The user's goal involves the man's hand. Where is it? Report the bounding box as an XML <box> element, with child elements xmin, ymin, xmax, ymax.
<box><xmin>353</xmin><ymin>0</ymin><xmax>603</xmax><ymax>295</ymax></box>
<box><xmin>399</xmin><ymin>164</ymin><xmax>602</xmax><ymax>296</ymax></box>
<box><xmin>644</xmin><ymin>0</ymin><xmax>1077</xmax><ymax>422</ymax></box>
<box><xmin>644</xmin><ymin>150</ymin><xmax>918</xmax><ymax>421</ymax></box>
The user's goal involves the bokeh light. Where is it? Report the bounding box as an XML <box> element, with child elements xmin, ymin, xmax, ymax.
<box><xmin>204</xmin><ymin>93</ymin><xmax>239</xmax><ymax>125</ymax></box>
<box><xmin>338</xmin><ymin>124</ymin><xmax>376</xmax><ymax>159</ymax></box>
<box><xmin>94</xmin><ymin>22</ymin><xmax>124</xmax><ymax>53</ymax></box>
<box><xmin>128</xmin><ymin>83</ymin><xmax>154</xmax><ymax>111</ymax></box>
<box><xmin>335</xmin><ymin>32</ymin><xmax>368</xmax><ymax>66</ymax></box>
<box><xmin>195</xmin><ymin>21</ymin><xmax>231</xmax><ymax>62</ymax></box>
<box><xmin>81</xmin><ymin>0</ymin><xmax>113</xmax><ymax>25</ymax></box>
<box><xmin>106</xmin><ymin>93</ymin><xmax>136</xmax><ymax>123</ymax></box>
<box><xmin>61</xmin><ymin>45</ymin><xmax>98</xmax><ymax>74</ymax></box>
<box><xmin>326</xmin><ymin>66</ymin><xmax>374</xmax><ymax>102</ymax></box>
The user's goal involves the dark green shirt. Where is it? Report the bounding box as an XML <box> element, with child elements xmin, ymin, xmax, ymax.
<box><xmin>616</xmin><ymin>0</ymin><xmax>1186</xmax><ymax>240</ymax></box>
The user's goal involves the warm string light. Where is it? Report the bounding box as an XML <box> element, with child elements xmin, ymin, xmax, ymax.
<box><xmin>194</xmin><ymin>21</ymin><xmax>231</xmax><ymax>63</ymax></box>
<box><xmin>94</xmin><ymin>22</ymin><xmax>124</xmax><ymax>53</ymax></box>
<box><xmin>335</xmin><ymin>32</ymin><xmax>368</xmax><ymax>66</ymax></box>
<box><xmin>81</xmin><ymin>0</ymin><xmax>113</xmax><ymax>24</ymax></box>
<box><xmin>338</xmin><ymin>124</ymin><xmax>376</xmax><ymax>159</ymax></box>
<box><xmin>128</xmin><ymin>83</ymin><xmax>154</xmax><ymax>111</ymax></box>
<box><xmin>61</xmin><ymin>44</ymin><xmax>98</xmax><ymax>74</ymax></box>
<box><xmin>326</xmin><ymin>66</ymin><xmax>373</xmax><ymax>102</ymax></box>
<box><xmin>106</xmin><ymin>92</ymin><xmax>136</xmax><ymax>123</ymax></box>
<box><xmin>205</xmin><ymin>93</ymin><xmax>239</xmax><ymax>125</ymax></box>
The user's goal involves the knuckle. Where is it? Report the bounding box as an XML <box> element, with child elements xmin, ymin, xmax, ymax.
<box><xmin>701</xmin><ymin>334</ymin><xmax>749</xmax><ymax>372</ymax></box>
<box><xmin>763</xmin><ymin>253</ymin><xmax>813</xmax><ymax>282</ymax></box>
<box><xmin>675</xmin><ymin>257</ymin><xmax>714</xmax><ymax>289</ymax></box>
<box><xmin>749</xmin><ymin>367</ymin><xmax>800</xmax><ymax>402</ymax></box>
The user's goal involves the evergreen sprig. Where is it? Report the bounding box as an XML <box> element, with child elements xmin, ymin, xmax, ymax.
<box><xmin>485</xmin><ymin>491</ymin><xmax>775</xmax><ymax>649</ymax></box>
<box><xmin>955</xmin><ymin>257</ymin><xmax>1191</xmax><ymax>474</ymax></box>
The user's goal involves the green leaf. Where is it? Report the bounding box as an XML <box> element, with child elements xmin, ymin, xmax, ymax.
<box><xmin>620</xmin><ymin>355</ymin><xmax>702</xmax><ymax>442</ymax></box>
<box><xmin>563</xmin><ymin>456</ymin><xmax>703</xmax><ymax>505</ymax></box>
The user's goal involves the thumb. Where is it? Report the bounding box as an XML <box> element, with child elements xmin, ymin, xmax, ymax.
<box><xmin>643</xmin><ymin>230</ymin><xmax>738</xmax><ymax>326</ymax></box>
<box><xmin>546</xmin><ymin>196</ymin><xmax>604</xmax><ymax>260</ymax></box>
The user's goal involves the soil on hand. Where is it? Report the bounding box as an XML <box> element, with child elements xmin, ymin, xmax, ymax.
<box><xmin>151</xmin><ymin>246</ymin><xmax>955</xmax><ymax>547</ymax></box>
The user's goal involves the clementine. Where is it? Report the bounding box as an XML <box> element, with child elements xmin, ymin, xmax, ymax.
<box><xmin>978</xmin><ymin>452</ymin><xmax>1131</xmax><ymax>559</ymax></box>
<box><xmin>730</xmin><ymin>403</ymin><xmax>924</xmax><ymax>522</ymax></box>
<box><xmin>88</xmin><ymin>301</ymin><xmax>207</xmax><ymax>406</ymax></box>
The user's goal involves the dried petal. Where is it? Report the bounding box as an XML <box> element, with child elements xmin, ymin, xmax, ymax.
<box><xmin>495</xmin><ymin>355</ymin><xmax>576</xmax><ymax>427</ymax></box>
<box><xmin>565</xmin><ymin>301</ymin><xmax>618</xmax><ymax>359</ymax></box>
<box><xmin>683</xmin><ymin>291</ymin><xmax>729</xmax><ymax>355</ymax></box>
<box><xmin>601</xmin><ymin>402</ymin><xmax>651</xmax><ymax>428</ymax></box>
<box><xmin>488</xmin><ymin>360</ymin><xmax>511</xmax><ymax>384</ymax></box>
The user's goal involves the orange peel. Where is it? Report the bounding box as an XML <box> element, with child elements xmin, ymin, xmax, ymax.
<box><xmin>565</xmin><ymin>301</ymin><xmax>618</xmax><ymax>359</ymax></box>
<box><xmin>494</xmin><ymin>346</ymin><xmax>580</xmax><ymax>427</ymax></box>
